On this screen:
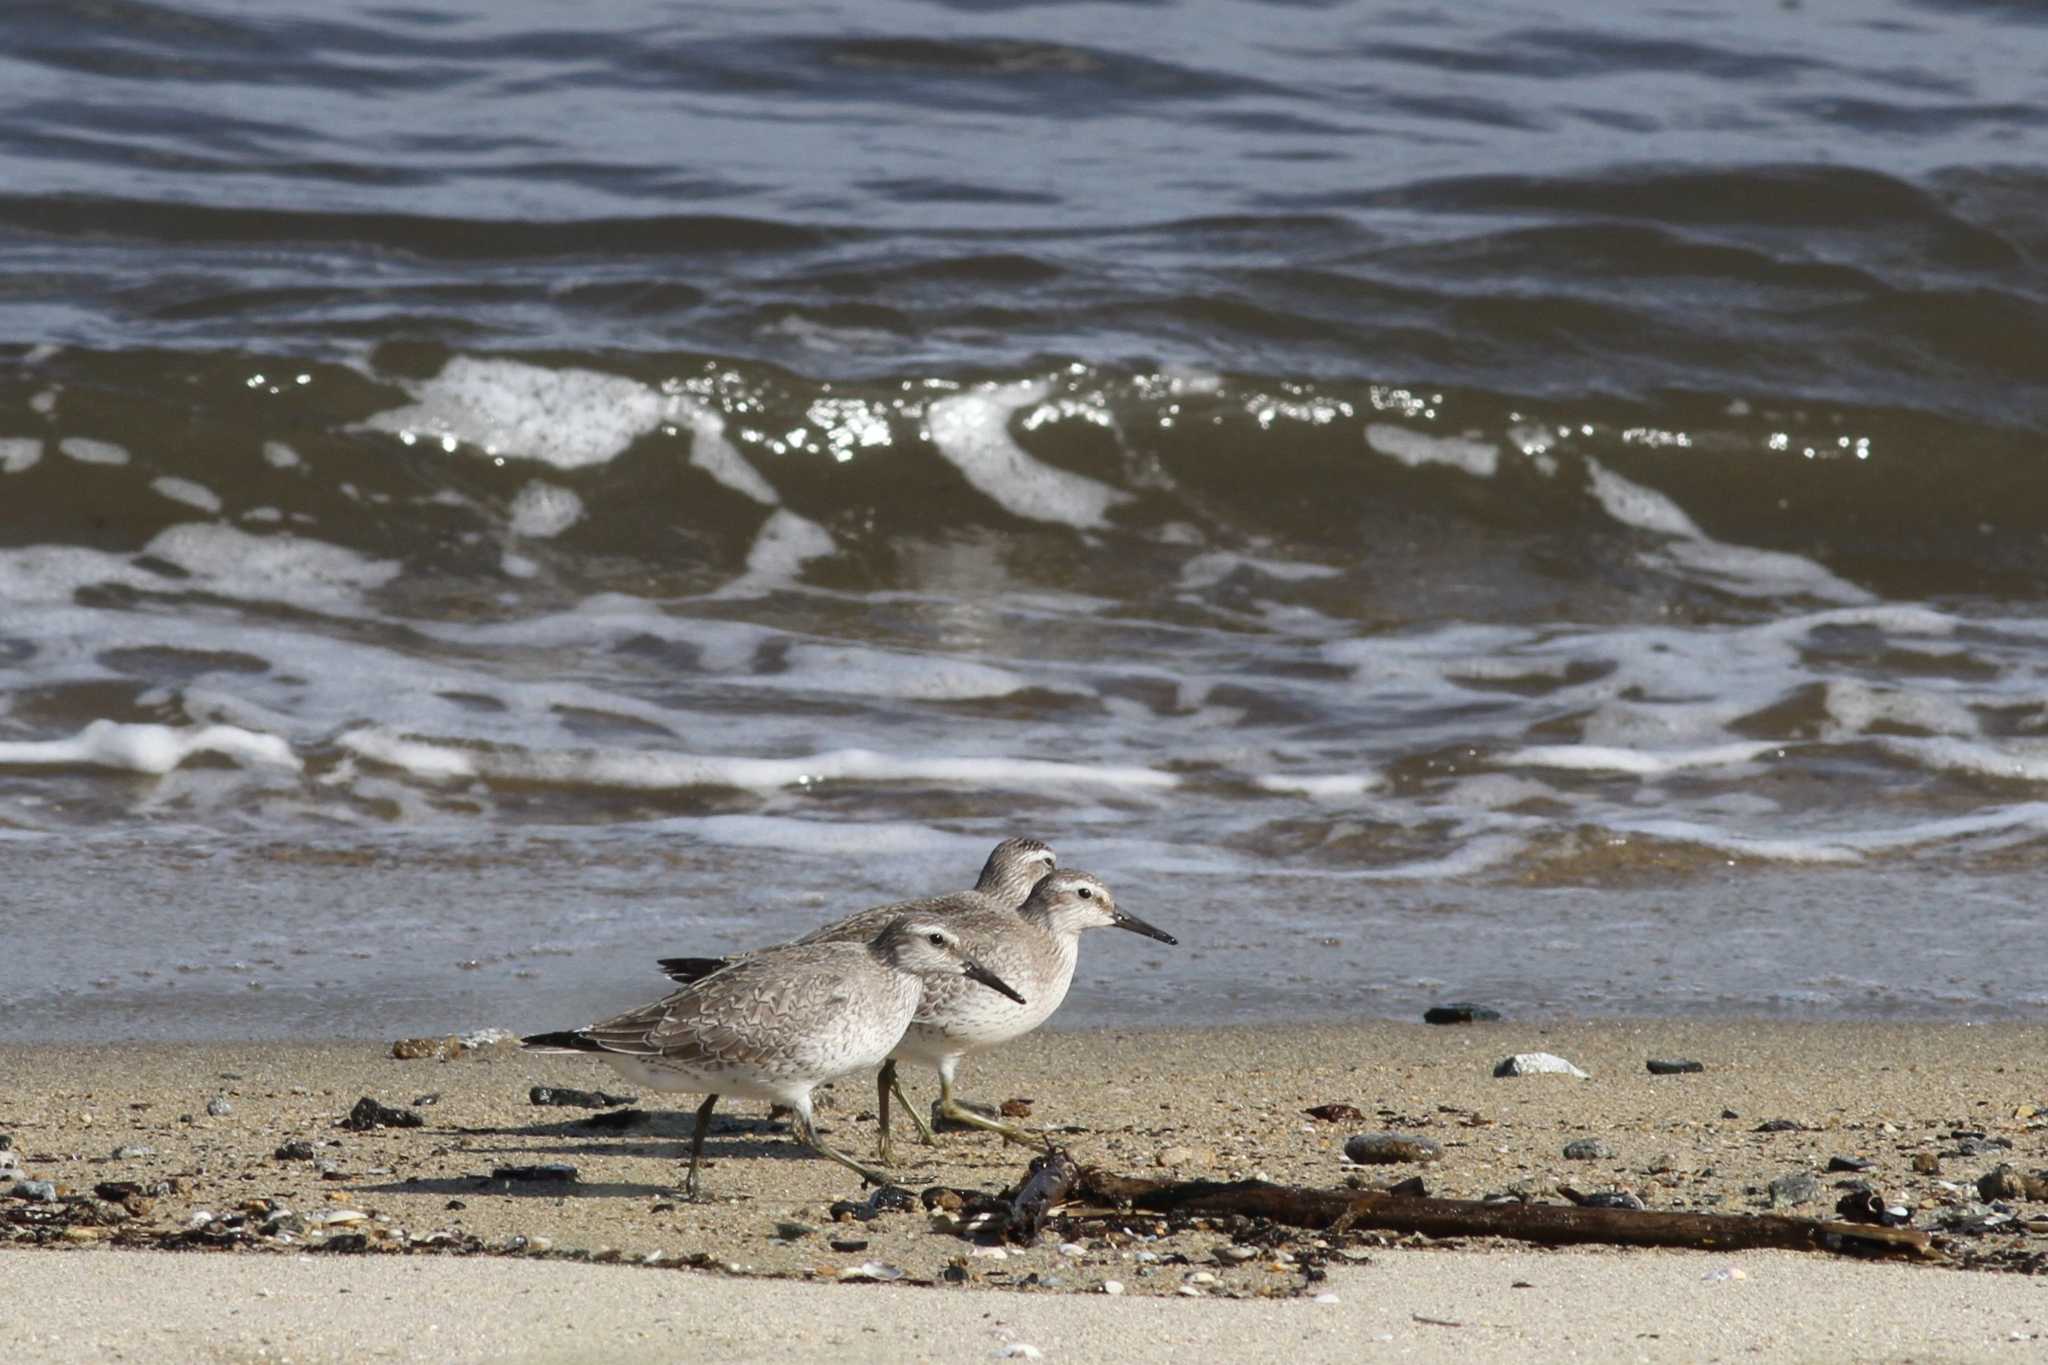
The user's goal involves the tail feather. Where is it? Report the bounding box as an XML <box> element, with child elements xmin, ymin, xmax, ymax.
<box><xmin>655</xmin><ymin>955</ymin><xmax>730</xmax><ymax>984</ymax></box>
<box><xmin>520</xmin><ymin>1029</ymin><xmax>604</xmax><ymax>1053</ymax></box>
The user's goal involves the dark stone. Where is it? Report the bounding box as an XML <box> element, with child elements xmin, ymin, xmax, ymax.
<box><xmin>275</xmin><ymin>1140</ymin><xmax>318</xmax><ymax>1161</ymax></box>
<box><xmin>1754</xmin><ymin>1119</ymin><xmax>1804</xmax><ymax>1133</ymax></box>
<box><xmin>1835</xmin><ymin>1188</ymin><xmax>1912</xmax><ymax>1226</ymax></box>
<box><xmin>314</xmin><ymin>1233</ymin><xmax>371</xmax><ymax>1253</ymax></box>
<box><xmin>1304</xmin><ymin>1104</ymin><xmax>1365</xmax><ymax>1123</ymax></box>
<box><xmin>0</xmin><ymin>1135</ymin><xmax>12</xmax><ymax>1151</ymax></box>
<box><xmin>528</xmin><ymin>1086</ymin><xmax>637</xmax><ymax>1109</ymax></box>
<box><xmin>999</xmin><ymin>1098</ymin><xmax>1033</xmax><ymax>1119</ymax></box>
<box><xmin>412</xmin><ymin>1093</ymin><xmax>442</xmax><ymax>1108</ymax></box>
<box><xmin>1383</xmin><ymin>1176</ymin><xmax>1430</xmax><ymax>1198</ymax></box>
<box><xmin>829</xmin><ymin>1238</ymin><xmax>870</xmax><ymax>1253</ymax></box>
<box><xmin>1424</xmin><ymin>1003</ymin><xmax>1502</xmax><ymax>1025</ymax></box>
<box><xmin>581</xmin><ymin>1108</ymin><xmax>651</xmax><ymax>1132</ymax></box>
<box><xmin>490</xmin><ymin>1164</ymin><xmax>578</xmax><ymax>1183</ymax></box>
<box><xmin>1768</xmin><ymin>1173</ymin><xmax>1822</xmax><ymax>1209</ymax></box>
<box><xmin>341</xmin><ymin>1097</ymin><xmax>423</xmax><ymax>1131</ymax></box>
<box><xmin>1345</xmin><ymin>1133</ymin><xmax>1443</xmax><ymax>1165</ymax></box>
<box><xmin>1826</xmin><ymin>1156</ymin><xmax>1874</xmax><ymax>1173</ymax></box>
<box><xmin>1566</xmin><ymin>1189</ymin><xmax>1646</xmax><ymax>1211</ymax></box>
<box><xmin>1563</xmin><ymin>1138</ymin><xmax>1615</xmax><ymax>1160</ymax></box>
<box><xmin>1645</xmin><ymin>1059</ymin><xmax>1704</xmax><ymax>1075</ymax></box>
<box><xmin>445</xmin><ymin>1199</ymin><xmax>467</xmax><ymax>1211</ymax></box>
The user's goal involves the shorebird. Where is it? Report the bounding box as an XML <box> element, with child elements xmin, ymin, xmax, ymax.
<box><xmin>664</xmin><ymin>867</ymin><xmax>1175</xmax><ymax>1160</ymax></box>
<box><xmin>522</xmin><ymin>917</ymin><xmax>1024</xmax><ymax>1198</ymax></box>
<box><xmin>652</xmin><ymin>835</ymin><xmax>1058</xmax><ymax>1150</ymax></box>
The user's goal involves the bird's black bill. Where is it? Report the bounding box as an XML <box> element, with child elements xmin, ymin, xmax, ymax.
<box><xmin>962</xmin><ymin>956</ymin><xmax>1027</xmax><ymax>1005</ymax></box>
<box><xmin>1112</xmin><ymin>909</ymin><xmax>1178</xmax><ymax>945</ymax></box>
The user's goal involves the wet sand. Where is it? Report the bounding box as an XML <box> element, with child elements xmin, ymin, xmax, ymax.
<box><xmin>3</xmin><ymin>1020</ymin><xmax>2045</xmax><ymax>1360</ymax></box>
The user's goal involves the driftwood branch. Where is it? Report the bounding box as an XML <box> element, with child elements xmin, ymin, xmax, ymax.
<box><xmin>1073</xmin><ymin>1170</ymin><xmax>1938</xmax><ymax>1261</ymax></box>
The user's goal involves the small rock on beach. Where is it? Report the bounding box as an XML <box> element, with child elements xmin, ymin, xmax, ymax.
<box><xmin>1345</xmin><ymin>1133</ymin><xmax>1443</xmax><ymax>1165</ymax></box>
<box><xmin>1494</xmin><ymin>1053</ymin><xmax>1589</xmax><ymax>1079</ymax></box>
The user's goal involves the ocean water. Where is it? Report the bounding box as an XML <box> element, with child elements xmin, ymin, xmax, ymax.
<box><xmin>2</xmin><ymin>0</ymin><xmax>2046</xmax><ymax>1039</ymax></box>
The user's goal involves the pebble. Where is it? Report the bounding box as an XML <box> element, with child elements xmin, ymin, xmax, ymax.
<box><xmin>206</xmin><ymin>1095</ymin><xmax>233</xmax><ymax>1117</ymax></box>
<box><xmin>1573</xmin><ymin>1190</ymin><xmax>1646</xmax><ymax>1211</ymax></box>
<box><xmin>1978</xmin><ymin>1165</ymin><xmax>2048</xmax><ymax>1202</ymax></box>
<box><xmin>1754</xmin><ymin>1119</ymin><xmax>1804</xmax><ymax>1133</ymax></box>
<box><xmin>1645</xmin><ymin>1059</ymin><xmax>1704</xmax><ymax>1075</ymax></box>
<box><xmin>1304</xmin><ymin>1103</ymin><xmax>1365</xmax><ymax>1123</ymax></box>
<box><xmin>1768</xmin><ymin>1173</ymin><xmax>1822</xmax><ymax>1209</ymax></box>
<box><xmin>9</xmin><ymin>1179</ymin><xmax>58</xmax><ymax>1202</ymax></box>
<box><xmin>773</xmin><ymin>1221</ymin><xmax>815</xmax><ymax>1241</ymax></box>
<box><xmin>341</xmin><ymin>1097</ymin><xmax>423</xmax><ymax>1131</ymax></box>
<box><xmin>1425</xmin><ymin>1003</ymin><xmax>1502</xmax><ymax>1024</ymax></box>
<box><xmin>995</xmin><ymin>1346</ymin><xmax>1042</xmax><ymax>1360</ymax></box>
<box><xmin>1217</xmin><ymin>1244</ymin><xmax>1259</xmax><ymax>1262</ymax></box>
<box><xmin>528</xmin><ymin>1086</ymin><xmax>637</xmax><ymax>1109</ymax></box>
<box><xmin>110</xmin><ymin>1144</ymin><xmax>156</xmax><ymax>1160</ymax></box>
<box><xmin>1493</xmin><ymin>1053</ymin><xmax>1588</xmax><ymax>1079</ymax></box>
<box><xmin>1187</xmin><ymin>1271</ymin><xmax>1217</xmax><ymax>1285</ymax></box>
<box><xmin>1912</xmin><ymin>1152</ymin><xmax>1941</xmax><ymax>1175</ymax></box>
<box><xmin>1057</xmin><ymin>1242</ymin><xmax>1087</xmax><ymax>1257</ymax></box>
<box><xmin>1100</xmin><ymin>1280</ymin><xmax>1124</xmax><ymax>1295</ymax></box>
<box><xmin>838</xmin><ymin>1261</ymin><xmax>905</xmax><ymax>1283</ymax></box>
<box><xmin>1827</xmin><ymin>1156</ymin><xmax>1875</xmax><ymax>1173</ymax></box>
<box><xmin>491</xmin><ymin>1164</ymin><xmax>578</xmax><ymax>1183</ymax></box>
<box><xmin>1562</xmin><ymin>1138</ymin><xmax>1614</xmax><ymax>1161</ymax></box>
<box><xmin>1155</xmin><ymin>1145</ymin><xmax>1210</xmax><ymax>1168</ymax></box>
<box><xmin>1345</xmin><ymin>1133</ymin><xmax>1442</xmax><ymax>1165</ymax></box>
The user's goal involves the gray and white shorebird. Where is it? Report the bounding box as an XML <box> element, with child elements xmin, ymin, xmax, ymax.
<box><xmin>653</xmin><ymin>835</ymin><xmax>1058</xmax><ymax>1148</ymax></box>
<box><xmin>662</xmin><ymin>864</ymin><xmax>1176</xmax><ymax>1161</ymax></box>
<box><xmin>521</xmin><ymin>917</ymin><xmax>1024</xmax><ymax>1198</ymax></box>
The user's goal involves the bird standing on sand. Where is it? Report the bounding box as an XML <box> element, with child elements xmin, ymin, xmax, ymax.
<box><xmin>654</xmin><ymin>836</ymin><xmax>1060</xmax><ymax>1150</ymax></box>
<box><xmin>666</xmin><ymin>866</ymin><xmax>1175</xmax><ymax>1162</ymax></box>
<box><xmin>522</xmin><ymin>918</ymin><xmax>1024</xmax><ymax>1198</ymax></box>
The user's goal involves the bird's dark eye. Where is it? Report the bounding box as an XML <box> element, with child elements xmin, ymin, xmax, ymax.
<box><xmin>1077</xmin><ymin>886</ymin><xmax>1093</xmax><ymax>899</ymax></box>
<box><xmin>927</xmin><ymin>932</ymin><xmax>945</xmax><ymax>946</ymax></box>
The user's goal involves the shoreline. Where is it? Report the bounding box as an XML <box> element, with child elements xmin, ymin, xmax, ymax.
<box><xmin>4</xmin><ymin>1019</ymin><xmax>2045</xmax><ymax>1358</ymax></box>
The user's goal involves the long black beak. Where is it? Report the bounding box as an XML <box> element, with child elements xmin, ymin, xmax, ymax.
<box><xmin>1113</xmin><ymin>908</ymin><xmax>1178</xmax><ymax>945</ymax></box>
<box><xmin>962</xmin><ymin>955</ymin><xmax>1027</xmax><ymax>1005</ymax></box>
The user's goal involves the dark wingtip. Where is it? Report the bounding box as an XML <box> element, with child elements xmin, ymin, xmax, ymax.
<box><xmin>655</xmin><ymin>955</ymin><xmax>730</xmax><ymax>984</ymax></box>
<box><xmin>520</xmin><ymin>1029</ymin><xmax>599</xmax><ymax>1052</ymax></box>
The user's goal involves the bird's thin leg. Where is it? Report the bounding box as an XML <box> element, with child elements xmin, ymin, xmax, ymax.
<box><xmin>930</xmin><ymin>1056</ymin><xmax>1049</xmax><ymax>1150</ymax></box>
<box><xmin>790</xmin><ymin>1100</ymin><xmax>892</xmax><ymax>1188</ymax></box>
<box><xmin>886</xmin><ymin>1059</ymin><xmax>937</xmax><ymax>1146</ymax></box>
<box><xmin>874</xmin><ymin>1063</ymin><xmax>898</xmax><ymax>1166</ymax></box>
<box><xmin>684</xmin><ymin>1093</ymin><xmax>719</xmax><ymax>1200</ymax></box>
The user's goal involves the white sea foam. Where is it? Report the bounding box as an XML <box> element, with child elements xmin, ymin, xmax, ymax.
<box><xmin>1603</xmin><ymin>818</ymin><xmax>1860</xmax><ymax>863</ymax></box>
<box><xmin>508</xmin><ymin>481</ymin><xmax>583</xmax><ymax>538</ymax></box>
<box><xmin>362</xmin><ymin>356</ymin><xmax>664</xmax><ymax>469</ymax></box>
<box><xmin>1875</xmin><ymin>736</ymin><xmax>2048</xmax><ymax>783</ymax></box>
<box><xmin>1504</xmin><ymin>741</ymin><xmax>1781</xmax><ymax>776</ymax></box>
<box><xmin>0</xmin><ymin>438</ymin><xmax>41</xmax><ymax>473</ymax></box>
<box><xmin>707</xmin><ymin>510</ymin><xmax>838</xmax><ymax>598</ymax></box>
<box><xmin>673</xmin><ymin>397</ymin><xmax>778</xmax><ymax>505</ymax></box>
<box><xmin>262</xmin><ymin>441</ymin><xmax>302</xmax><ymax>469</ymax></box>
<box><xmin>927</xmin><ymin>381</ymin><xmax>1130</xmax><ymax>528</ymax></box>
<box><xmin>1824</xmin><ymin>679</ymin><xmax>1977</xmax><ymax>737</ymax></box>
<box><xmin>144</xmin><ymin>524</ymin><xmax>401</xmax><ymax>607</ymax></box>
<box><xmin>1364</xmin><ymin>424</ymin><xmax>1499</xmax><ymax>477</ymax></box>
<box><xmin>1179</xmin><ymin>552</ymin><xmax>1341</xmax><ymax>590</ymax></box>
<box><xmin>59</xmin><ymin>437</ymin><xmax>129</xmax><ymax>466</ymax></box>
<box><xmin>1586</xmin><ymin>460</ymin><xmax>1871</xmax><ymax>604</ymax></box>
<box><xmin>150</xmin><ymin>477</ymin><xmax>223</xmax><ymax>514</ymax></box>
<box><xmin>1254</xmin><ymin>771</ymin><xmax>1381</xmax><ymax>799</ymax></box>
<box><xmin>775</xmin><ymin>644</ymin><xmax>1033</xmax><ymax>701</ymax></box>
<box><xmin>0</xmin><ymin>720</ymin><xmax>298</xmax><ymax>775</ymax></box>
<box><xmin>337</xmin><ymin>731</ymin><xmax>1179</xmax><ymax>793</ymax></box>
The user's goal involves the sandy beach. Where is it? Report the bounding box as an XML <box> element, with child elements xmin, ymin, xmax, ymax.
<box><xmin>4</xmin><ymin>1019</ymin><xmax>2046</xmax><ymax>1359</ymax></box>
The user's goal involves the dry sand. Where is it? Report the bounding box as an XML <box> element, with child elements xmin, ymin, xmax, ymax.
<box><xmin>5</xmin><ymin>1020</ymin><xmax>2047</xmax><ymax>1361</ymax></box>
